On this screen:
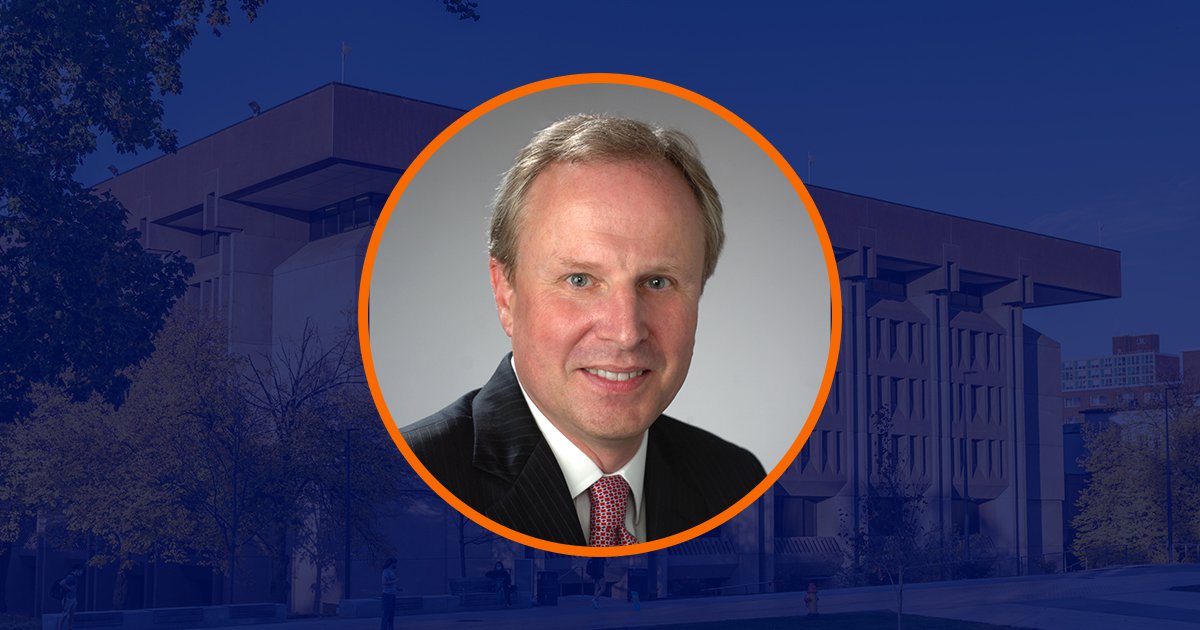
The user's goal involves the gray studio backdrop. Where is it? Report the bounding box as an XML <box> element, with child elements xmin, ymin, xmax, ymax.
<box><xmin>368</xmin><ymin>82</ymin><xmax>832</xmax><ymax>472</ymax></box>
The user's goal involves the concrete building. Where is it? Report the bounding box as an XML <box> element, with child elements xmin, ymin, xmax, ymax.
<box><xmin>774</xmin><ymin>187</ymin><xmax>1121</xmax><ymax>578</ymax></box>
<box><xmin>1185</xmin><ymin>350</ymin><xmax>1200</xmax><ymax>391</ymax></box>
<box><xmin>105</xmin><ymin>83</ymin><xmax>463</xmax><ymax>359</ymax></box>
<box><xmin>6</xmin><ymin>83</ymin><xmax>1123</xmax><ymax>615</ymax></box>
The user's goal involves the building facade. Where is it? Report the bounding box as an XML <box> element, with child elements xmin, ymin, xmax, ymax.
<box><xmin>7</xmin><ymin>83</ymin><xmax>1123</xmax><ymax>614</ymax></box>
<box><xmin>774</xmin><ymin>187</ymin><xmax>1121</xmax><ymax>577</ymax></box>
<box><xmin>1062</xmin><ymin>334</ymin><xmax>1185</xmax><ymax>423</ymax></box>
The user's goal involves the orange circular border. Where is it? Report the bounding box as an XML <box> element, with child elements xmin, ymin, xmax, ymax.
<box><xmin>358</xmin><ymin>73</ymin><xmax>844</xmax><ymax>557</ymax></box>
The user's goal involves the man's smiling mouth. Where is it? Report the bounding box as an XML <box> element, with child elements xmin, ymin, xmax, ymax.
<box><xmin>584</xmin><ymin>368</ymin><xmax>647</xmax><ymax>382</ymax></box>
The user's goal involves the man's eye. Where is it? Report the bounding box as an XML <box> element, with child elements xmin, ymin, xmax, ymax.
<box><xmin>567</xmin><ymin>274</ymin><xmax>590</xmax><ymax>288</ymax></box>
<box><xmin>646</xmin><ymin>277</ymin><xmax>672</xmax><ymax>290</ymax></box>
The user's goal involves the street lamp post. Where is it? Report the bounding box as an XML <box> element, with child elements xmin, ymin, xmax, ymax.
<box><xmin>962</xmin><ymin>438</ymin><xmax>971</xmax><ymax>563</ymax></box>
<box><xmin>345</xmin><ymin>427</ymin><xmax>353</xmax><ymax>599</ymax></box>
<box><xmin>960</xmin><ymin>370</ymin><xmax>978</xmax><ymax>564</ymax></box>
<box><xmin>1165</xmin><ymin>386</ymin><xmax>1174</xmax><ymax>563</ymax></box>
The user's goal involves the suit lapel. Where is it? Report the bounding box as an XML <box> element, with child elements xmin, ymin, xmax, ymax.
<box><xmin>471</xmin><ymin>356</ymin><xmax>586</xmax><ymax>546</ymax></box>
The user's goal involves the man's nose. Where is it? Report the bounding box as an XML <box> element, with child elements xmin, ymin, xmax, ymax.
<box><xmin>595</xmin><ymin>285</ymin><xmax>649</xmax><ymax>349</ymax></box>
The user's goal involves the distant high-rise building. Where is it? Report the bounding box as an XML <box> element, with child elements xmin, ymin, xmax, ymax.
<box><xmin>1061</xmin><ymin>334</ymin><xmax>1184</xmax><ymax>422</ymax></box>
<box><xmin>1183</xmin><ymin>350</ymin><xmax>1200</xmax><ymax>392</ymax></box>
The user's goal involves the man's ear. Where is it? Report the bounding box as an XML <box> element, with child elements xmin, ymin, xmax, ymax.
<box><xmin>490</xmin><ymin>257</ymin><xmax>515</xmax><ymax>338</ymax></box>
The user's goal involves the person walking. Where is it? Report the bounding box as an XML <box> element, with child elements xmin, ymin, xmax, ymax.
<box><xmin>485</xmin><ymin>561</ymin><xmax>513</xmax><ymax>606</ymax></box>
<box><xmin>55</xmin><ymin>568</ymin><xmax>83</xmax><ymax>630</ymax></box>
<box><xmin>380</xmin><ymin>558</ymin><xmax>398</xmax><ymax>630</ymax></box>
<box><xmin>586</xmin><ymin>558</ymin><xmax>605</xmax><ymax>609</ymax></box>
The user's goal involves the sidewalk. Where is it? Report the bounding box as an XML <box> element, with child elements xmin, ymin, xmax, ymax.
<box><xmin>255</xmin><ymin>563</ymin><xmax>1200</xmax><ymax>630</ymax></box>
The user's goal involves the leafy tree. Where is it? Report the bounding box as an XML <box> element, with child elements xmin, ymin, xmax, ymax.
<box><xmin>0</xmin><ymin>0</ymin><xmax>274</xmax><ymax>420</ymax></box>
<box><xmin>442</xmin><ymin>0</ymin><xmax>481</xmax><ymax>21</ymax></box>
<box><xmin>4</xmin><ymin>385</ymin><xmax>197</xmax><ymax>609</ymax></box>
<box><xmin>0</xmin><ymin>0</ymin><xmax>267</xmax><ymax>606</ymax></box>
<box><xmin>0</xmin><ymin>0</ymin><xmax>485</xmax><ymax>420</ymax></box>
<box><xmin>0</xmin><ymin>0</ymin><xmax>479</xmax><ymax>609</ymax></box>
<box><xmin>138</xmin><ymin>308</ymin><xmax>283</xmax><ymax>602</ymax></box>
<box><xmin>2</xmin><ymin>309</ymin><xmax>429</xmax><ymax>606</ymax></box>
<box><xmin>1072</xmin><ymin>390</ymin><xmax>1200</xmax><ymax>567</ymax></box>
<box><xmin>1</xmin><ymin>309</ymin><xmax>270</xmax><ymax>606</ymax></box>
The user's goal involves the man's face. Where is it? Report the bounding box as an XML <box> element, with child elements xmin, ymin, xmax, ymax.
<box><xmin>491</xmin><ymin>159</ymin><xmax>707</xmax><ymax>455</ymax></box>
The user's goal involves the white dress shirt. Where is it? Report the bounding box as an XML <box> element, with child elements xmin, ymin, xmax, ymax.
<box><xmin>512</xmin><ymin>358</ymin><xmax>647</xmax><ymax>543</ymax></box>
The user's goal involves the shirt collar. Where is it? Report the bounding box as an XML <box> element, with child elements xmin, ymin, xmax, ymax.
<box><xmin>511</xmin><ymin>357</ymin><xmax>646</xmax><ymax>524</ymax></box>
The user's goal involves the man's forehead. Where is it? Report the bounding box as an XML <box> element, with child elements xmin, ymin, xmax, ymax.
<box><xmin>546</xmin><ymin>254</ymin><xmax>690</xmax><ymax>276</ymax></box>
<box><xmin>521</xmin><ymin>159</ymin><xmax>697</xmax><ymax>223</ymax></box>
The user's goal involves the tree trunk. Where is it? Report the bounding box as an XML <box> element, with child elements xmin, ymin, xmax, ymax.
<box><xmin>459</xmin><ymin>539</ymin><xmax>467</xmax><ymax>578</ymax></box>
<box><xmin>313</xmin><ymin>561</ymin><xmax>323</xmax><ymax>614</ymax></box>
<box><xmin>896</xmin><ymin>564</ymin><xmax>904</xmax><ymax>630</ymax></box>
<box><xmin>226</xmin><ymin>545</ymin><xmax>239</xmax><ymax>604</ymax></box>
<box><xmin>458</xmin><ymin>516</ymin><xmax>467</xmax><ymax>578</ymax></box>
<box><xmin>269</xmin><ymin>523</ymin><xmax>292</xmax><ymax>609</ymax></box>
<box><xmin>0</xmin><ymin>541</ymin><xmax>11</xmax><ymax>613</ymax></box>
<box><xmin>112</xmin><ymin>553</ymin><xmax>131</xmax><ymax>609</ymax></box>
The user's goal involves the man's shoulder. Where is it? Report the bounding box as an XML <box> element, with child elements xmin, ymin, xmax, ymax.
<box><xmin>400</xmin><ymin>389</ymin><xmax>481</xmax><ymax>461</ymax></box>
<box><xmin>648</xmin><ymin>416</ymin><xmax>766</xmax><ymax>493</ymax></box>
<box><xmin>397</xmin><ymin>376</ymin><xmax>570</xmax><ymax>539</ymax></box>
<box><xmin>650</xmin><ymin>416</ymin><xmax>763</xmax><ymax>466</ymax></box>
<box><xmin>402</xmin><ymin>390</ymin><xmax>478</xmax><ymax>437</ymax></box>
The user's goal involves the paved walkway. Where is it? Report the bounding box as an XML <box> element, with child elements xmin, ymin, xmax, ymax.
<box><xmin>264</xmin><ymin>564</ymin><xmax>1200</xmax><ymax>629</ymax></box>
<box><xmin>64</xmin><ymin>564</ymin><xmax>1200</xmax><ymax>629</ymax></box>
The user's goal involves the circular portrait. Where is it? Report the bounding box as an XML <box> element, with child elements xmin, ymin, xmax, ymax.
<box><xmin>361</xmin><ymin>75</ymin><xmax>840</xmax><ymax>555</ymax></box>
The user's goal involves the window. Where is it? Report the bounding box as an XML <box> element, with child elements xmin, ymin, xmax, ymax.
<box><xmin>200</xmin><ymin>231</ymin><xmax>220</xmax><ymax>257</ymax></box>
<box><xmin>322</xmin><ymin>204</ymin><xmax>338</xmax><ymax>236</ymax></box>
<box><xmin>309</xmin><ymin>193</ymin><xmax>384</xmax><ymax>241</ymax></box>
<box><xmin>353</xmin><ymin>195</ymin><xmax>372</xmax><ymax>227</ymax></box>
<box><xmin>775</xmin><ymin>495</ymin><xmax>819</xmax><ymax>537</ymax></box>
<box><xmin>832</xmin><ymin>372</ymin><xmax>842</xmax><ymax>413</ymax></box>
<box><xmin>949</xmin><ymin>291</ymin><xmax>981</xmax><ymax>311</ymax></box>
<box><xmin>867</xmin><ymin>277</ymin><xmax>906</xmax><ymax>300</ymax></box>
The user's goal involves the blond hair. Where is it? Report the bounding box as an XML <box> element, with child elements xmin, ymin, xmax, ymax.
<box><xmin>488</xmin><ymin>114</ymin><xmax>724</xmax><ymax>284</ymax></box>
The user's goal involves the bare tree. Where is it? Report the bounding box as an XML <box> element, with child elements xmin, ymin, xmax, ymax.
<box><xmin>842</xmin><ymin>405</ymin><xmax>941</xmax><ymax>630</ymax></box>
<box><xmin>455</xmin><ymin>512</ymin><xmax>499</xmax><ymax>578</ymax></box>
<box><xmin>243</xmin><ymin>319</ymin><xmax>428</xmax><ymax>604</ymax></box>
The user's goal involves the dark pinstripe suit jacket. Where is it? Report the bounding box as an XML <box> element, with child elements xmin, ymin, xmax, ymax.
<box><xmin>401</xmin><ymin>355</ymin><xmax>766</xmax><ymax>545</ymax></box>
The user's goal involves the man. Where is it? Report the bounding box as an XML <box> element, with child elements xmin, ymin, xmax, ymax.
<box><xmin>402</xmin><ymin>114</ymin><xmax>765</xmax><ymax>546</ymax></box>
<box><xmin>587</xmin><ymin>557</ymin><xmax>605</xmax><ymax>607</ymax></box>
<box><xmin>380</xmin><ymin>557</ymin><xmax>398</xmax><ymax>630</ymax></box>
<box><xmin>56</xmin><ymin>568</ymin><xmax>83</xmax><ymax>630</ymax></box>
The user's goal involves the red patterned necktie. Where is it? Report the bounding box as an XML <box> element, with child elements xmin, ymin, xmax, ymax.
<box><xmin>588</xmin><ymin>475</ymin><xmax>637</xmax><ymax>546</ymax></box>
